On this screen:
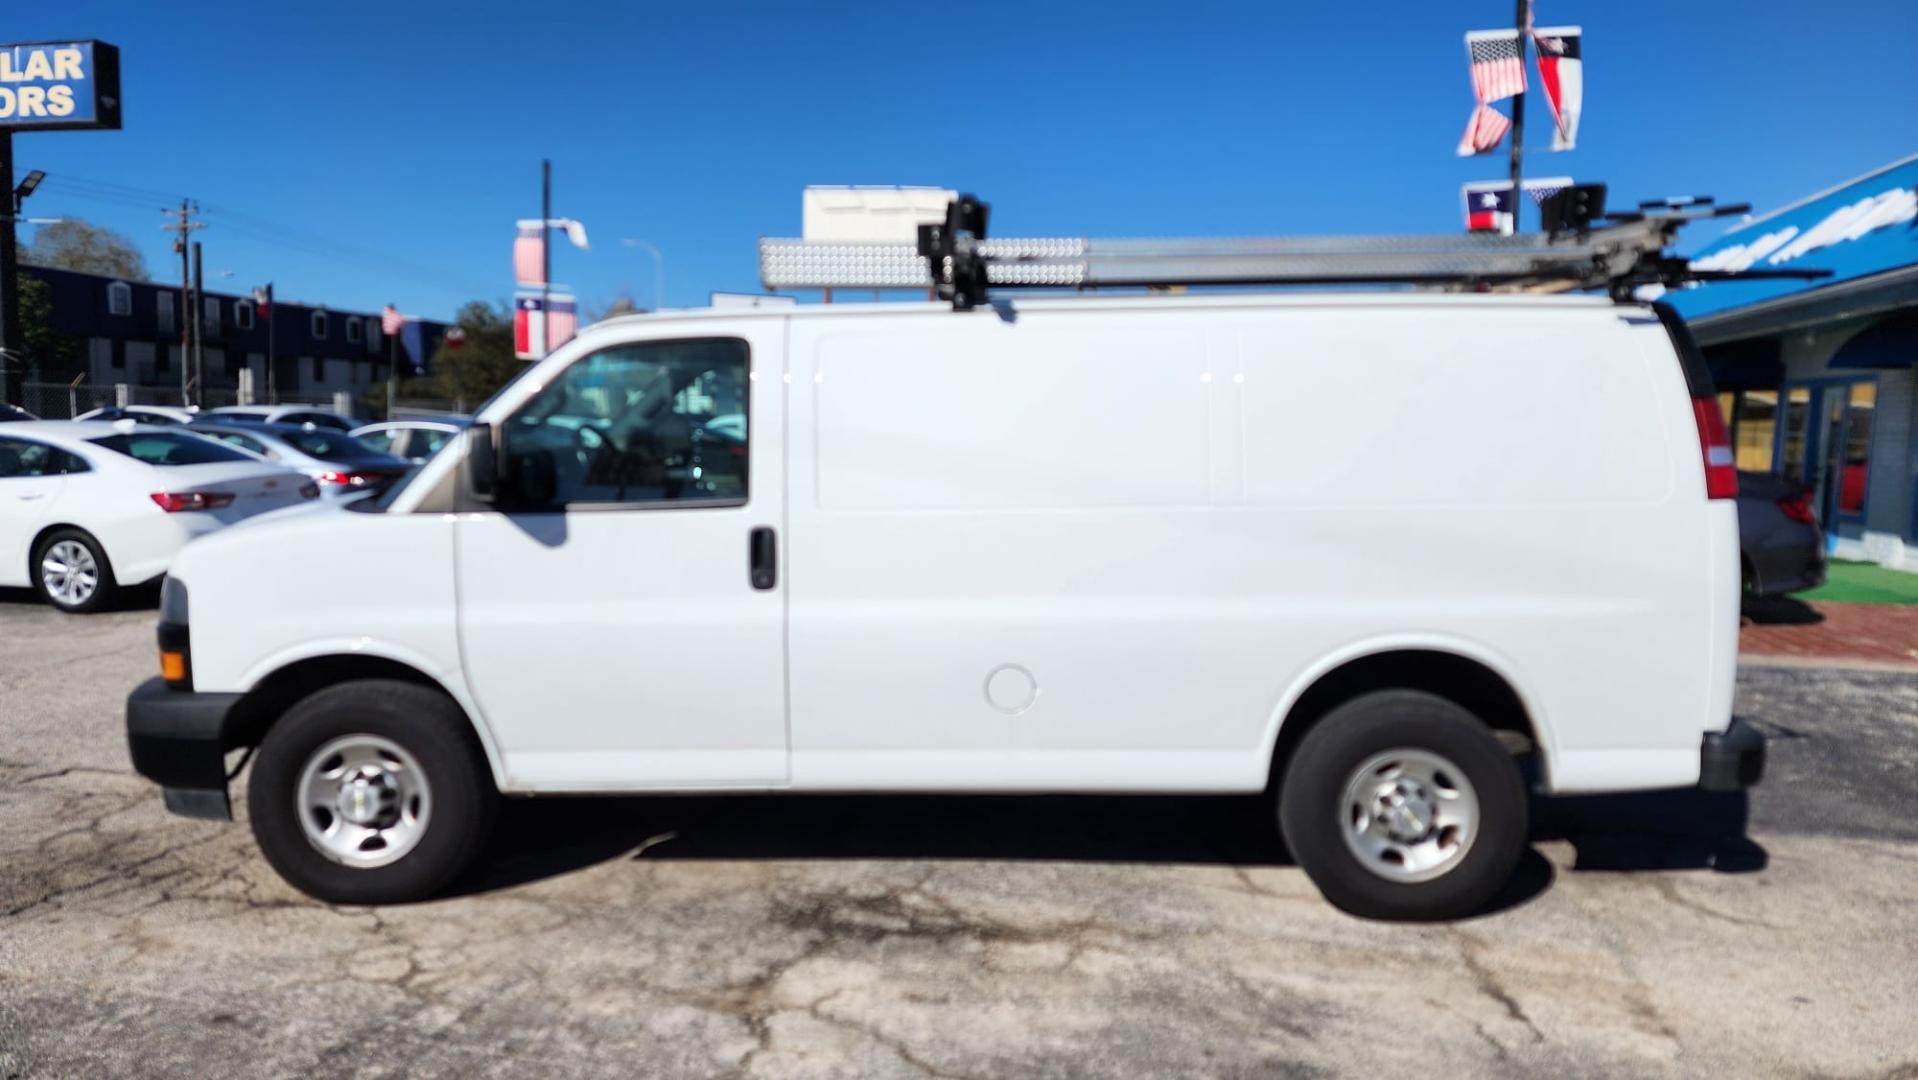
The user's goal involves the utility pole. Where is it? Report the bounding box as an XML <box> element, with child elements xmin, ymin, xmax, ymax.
<box><xmin>163</xmin><ymin>200</ymin><xmax>203</xmax><ymax>406</ymax></box>
<box><xmin>191</xmin><ymin>241</ymin><xmax>204</xmax><ymax>406</ymax></box>
<box><xmin>1506</xmin><ymin>0</ymin><xmax>1530</xmax><ymax>234</ymax></box>
<box><xmin>0</xmin><ymin>133</ymin><xmax>20</xmax><ymax>407</ymax></box>
<box><xmin>541</xmin><ymin>159</ymin><xmax>551</xmax><ymax>357</ymax></box>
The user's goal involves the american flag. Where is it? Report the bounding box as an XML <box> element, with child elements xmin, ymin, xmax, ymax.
<box><xmin>547</xmin><ymin>294</ymin><xmax>578</xmax><ymax>350</ymax></box>
<box><xmin>1456</xmin><ymin>103</ymin><xmax>1511</xmax><ymax>157</ymax></box>
<box><xmin>1465</xmin><ymin>30</ymin><xmax>1526</xmax><ymax>104</ymax></box>
<box><xmin>381</xmin><ymin>304</ymin><xmax>405</xmax><ymax>336</ymax></box>
<box><xmin>1522</xmin><ymin>176</ymin><xmax>1575</xmax><ymax>205</ymax></box>
<box><xmin>513</xmin><ymin>220</ymin><xmax>544</xmax><ymax>286</ymax></box>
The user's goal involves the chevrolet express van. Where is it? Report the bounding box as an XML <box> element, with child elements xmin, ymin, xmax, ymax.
<box><xmin>126</xmin><ymin>294</ymin><xmax>1762</xmax><ymax>919</ymax></box>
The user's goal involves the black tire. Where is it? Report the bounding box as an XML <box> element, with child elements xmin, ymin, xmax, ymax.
<box><xmin>1278</xmin><ymin>690</ymin><xmax>1527</xmax><ymax>921</ymax></box>
<box><xmin>246</xmin><ymin>679</ymin><xmax>497</xmax><ymax>904</ymax></box>
<box><xmin>31</xmin><ymin>527</ymin><xmax>118</xmax><ymax>614</ymax></box>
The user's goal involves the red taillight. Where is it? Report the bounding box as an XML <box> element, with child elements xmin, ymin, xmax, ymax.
<box><xmin>1778</xmin><ymin>490</ymin><xmax>1816</xmax><ymax>525</ymax></box>
<box><xmin>316</xmin><ymin>471</ymin><xmax>371</xmax><ymax>487</ymax></box>
<box><xmin>1690</xmin><ymin>397</ymin><xmax>1737</xmax><ymax>500</ymax></box>
<box><xmin>150</xmin><ymin>491</ymin><xmax>236</xmax><ymax>513</ymax></box>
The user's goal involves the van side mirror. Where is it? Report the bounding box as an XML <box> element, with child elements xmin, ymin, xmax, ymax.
<box><xmin>511</xmin><ymin>447</ymin><xmax>559</xmax><ymax>508</ymax></box>
<box><xmin>465</xmin><ymin>423</ymin><xmax>497</xmax><ymax>503</ymax></box>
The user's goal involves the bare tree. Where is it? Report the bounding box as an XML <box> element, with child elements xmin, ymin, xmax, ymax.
<box><xmin>23</xmin><ymin>219</ymin><xmax>151</xmax><ymax>282</ymax></box>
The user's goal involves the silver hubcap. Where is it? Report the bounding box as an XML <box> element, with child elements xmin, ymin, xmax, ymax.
<box><xmin>41</xmin><ymin>540</ymin><xmax>99</xmax><ymax>607</ymax></box>
<box><xmin>295</xmin><ymin>735</ymin><xmax>432</xmax><ymax>868</ymax></box>
<box><xmin>1339</xmin><ymin>748</ymin><xmax>1479</xmax><ymax>883</ymax></box>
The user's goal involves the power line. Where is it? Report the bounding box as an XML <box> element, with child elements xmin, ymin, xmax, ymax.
<box><xmin>40</xmin><ymin>171</ymin><xmax>497</xmax><ymax>300</ymax></box>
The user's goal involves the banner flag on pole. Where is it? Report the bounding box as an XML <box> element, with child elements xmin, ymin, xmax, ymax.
<box><xmin>514</xmin><ymin>292</ymin><xmax>545</xmax><ymax>360</ymax></box>
<box><xmin>513</xmin><ymin>221</ymin><xmax>545</xmax><ymax>286</ymax></box>
<box><xmin>1461</xmin><ymin>177</ymin><xmax>1577</xmax><ymax>234</ymax></box>
<box><xmin>1457</xmin><ymin>104</ymin><xmax>1512</xmax><ymax>157</ymax></box>
<box><xmin>1465</xmin><ymin>30</ymin><xmax>1527</xmax><ymax>103</ymax></box>
<box><xmin>1462</xmin><ymin>181</ymin><xmax>1517</xmax><ymax>235</ymax></box>
<box><xmin>1458</xmin><ymin>29</ymin><xmax>1524</xmax><ymax>156</ymax></box>
<box><xmin>546</xmin><ymin>295</ymin><xmax>578</xmax><ymax>351</ymax></box>
<box><xmin>1532</xmin><ymin>26</ymin><xmax>1583</xmax><ymax>151</ymax></box>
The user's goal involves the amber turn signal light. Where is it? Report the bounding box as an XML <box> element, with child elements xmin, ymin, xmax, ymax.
<box><xmin>160</xmin><ymin>650</ymin><xmax>188</xmax><ymax>684</ymax></box>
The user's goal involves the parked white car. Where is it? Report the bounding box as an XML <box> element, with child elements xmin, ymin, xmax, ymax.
<box><xmin>1</xmin><ymin>421</ymin><xmax>316</xmax><ymax>613</ymax></box>
<box><xmin>125</xmin><ymin>294</ymin><xmax>1760</xmax><ymax>917</ymax></box>
<box><xmin>190</xmin><ymin>422</ymin><xmax>411</xmax><ymax>499</ymax></box>
<box><xmin>201</xmin><ymin>405</ymin><xmax>358</xmax><ymax>431</ymax></box>
<box><xmin>74</xmin><ymin>405</ymin><xmax>201</xmax><ymax>425</ymax></box>
<box><xmin>350</xmin><ymin>418</ymin><xmax>470</xmax><ymax>463</ymax></box>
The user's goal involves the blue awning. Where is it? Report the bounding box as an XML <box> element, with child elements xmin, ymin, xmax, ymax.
<box><xmin>1666</xmin><ymin>155</ymin><xmax>1918</xmax><ymax>323</ymax></box>
<box><xmin>1831</xmin><ymin>309</ymin><xmax>1918</xmax><ymax>369</ymax></box>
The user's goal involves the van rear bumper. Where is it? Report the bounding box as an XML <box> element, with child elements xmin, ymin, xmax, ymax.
<box><xmin>1699</xmin><ymin>718</ymin><xmax>1765</xmax><ymax>792</ymax></box>
<box><xmin>125</xmin><ymin>677</ymin><xmax>241</xmax><ymax>820</ymax></box>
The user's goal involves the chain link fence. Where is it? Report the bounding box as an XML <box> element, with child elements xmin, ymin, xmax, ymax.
<box><xmin>20</xmin><ymin>382</ymin><xmax>117</xmax><ymax>419</ymax></box>
<box><xmin>20</xmin><ymin>382</ymin><xmax>246</xmax><ymax>419</ymax></box>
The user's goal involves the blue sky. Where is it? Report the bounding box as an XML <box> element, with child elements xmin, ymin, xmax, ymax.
<box><xmin>9</xmin><ymin>0</ymin><xmax>1917</xmax><ymax>321</ymax></box>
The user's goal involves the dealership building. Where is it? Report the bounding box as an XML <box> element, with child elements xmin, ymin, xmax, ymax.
<box><xmin>1666</xmin><ymin>154</ymin><xmax>1918</xmax><ymax>572</ymax></box>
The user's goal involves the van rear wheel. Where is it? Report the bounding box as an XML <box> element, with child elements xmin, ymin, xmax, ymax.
<box><xmin>246</xmin><ymin>680</ymin><xmax>496</xmax><ymax>904</ymax></box>
<box><xmin>1278</xmin><ymin>690</ymin><xmax>1527</xmax><ymax>921</ymax></box>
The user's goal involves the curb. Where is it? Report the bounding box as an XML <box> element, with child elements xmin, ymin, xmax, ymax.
<box><xmin>1738</xmin><ymin>653</ymin><xmax>1918</xmax><ymax>675</ymax></box>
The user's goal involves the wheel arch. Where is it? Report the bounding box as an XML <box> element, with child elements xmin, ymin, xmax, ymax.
<box><xmin>1263</xmin><ymin>639</ymin><xmax>1550</xmax><ymax>791</ymax></box>
<box><xmin>28</xmin><ymin>521</ymin><xmax>110</xmax><ymax>578</ymax></box>
<box><xmin>226</xmin><ymin>652</ymin><xmax>509</xmax><ymax>791</ymax></box>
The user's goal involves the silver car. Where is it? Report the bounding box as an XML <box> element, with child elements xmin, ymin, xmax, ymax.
<box><xmin>188</xmin><ymin>422</ymin><xmax>410</xmax><ymax>499</ymax></box>
<box><xmin>350</xmin><ymin>418</ymin><xmax>471</xmax><ymax>464</ymax></box>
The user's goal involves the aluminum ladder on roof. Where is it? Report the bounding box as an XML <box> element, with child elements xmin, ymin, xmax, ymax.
<box><xmin>758</xmin><ymin>191</ymin><xmax>1827</xmax><ymax>310</ymax></box>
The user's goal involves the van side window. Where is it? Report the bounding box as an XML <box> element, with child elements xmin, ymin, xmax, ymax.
<box><xmin>502</xmin><ymin>338</ymin><xmax>749</xmax><ymax>508</ymax></box>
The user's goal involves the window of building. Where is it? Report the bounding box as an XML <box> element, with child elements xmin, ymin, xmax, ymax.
<box><xmin>157</xmin><ymin>293</ymin><xmax>175</xmax><ymax>335</ymax></box>
<box><xmin>366</xmin><ymin>317</ymin><xmax>381</xmax><ymax>345</ymax></box>
<box><xmin>311</xmin><ymin>311</ymin><xmax>328</xmax><ymax>339</ymax></box>
<box><xmin>110</xmin><ymin>338</ymin><xmax>126</xmax><ymax>369</ymax></box>
<box><xmin>311</xmin><ymin>356</ymin><xmax>325</xmax><ymax>382</ymax></box>
<box><xmin>224</xmin><ymin>348</ymin><xmax>245</xmax><ymax>379</ymax></box>
<box><xmin>1719</xmin><ymin>390</ymin><xmax>1777</xmax><ymax>473</ymax></box>
<box><xmin>203</xmin><ymin>297</ymin><xmax>221</xmax><ymax>336</ymax></box>
<box><xmin>234</xmin><ymin>300</ymin><xmax>255</xmax><ymax>330</ymax></box>
<box><xmin>346</xmin><ymin>318</ymin><xmax>363</xmax><ymax>345</ymax></box>
<box><xmin>501</xmin><ymin>338</ymin><xmax>750</xmax><ymax>509</ymax></box>
<box><xmin>107</xmin><ymin>281</ymin><xmax>133</xmax><ymax>316</ymax></box>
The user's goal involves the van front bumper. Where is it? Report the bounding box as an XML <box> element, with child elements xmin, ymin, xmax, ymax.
<box><xmin>125</xmin><ymin>677</ymin><xmax>242</xmax><ymax>820</ymax></box>
<box><xmin>1699</xmin><ymin>718</ymin><xmax>1765</xmax><ymax>792</ymax></box>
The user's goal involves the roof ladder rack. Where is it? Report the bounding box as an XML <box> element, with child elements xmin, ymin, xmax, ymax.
<box><xmin>759</xmin><ymin>187</ymin><xmax>1831</xmax><ymax>310</ymax></box>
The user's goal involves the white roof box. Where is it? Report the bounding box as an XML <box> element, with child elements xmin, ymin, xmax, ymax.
<box><xmin>802</xmin><ymin>185</ymin><xmax>957</xmax><ymax>243</ymax></box>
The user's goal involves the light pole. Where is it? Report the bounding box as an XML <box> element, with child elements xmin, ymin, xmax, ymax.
<box><xmin>620</xmin><ymin>238</ymin><xmax>666</xmax><ymax>312</ymax></box>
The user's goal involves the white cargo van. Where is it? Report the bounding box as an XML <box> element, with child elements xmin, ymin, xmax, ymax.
<box><xmin>126</xmin><ymin>292</ymin><xmax>1761</xmax><ymax>919</ymax></box>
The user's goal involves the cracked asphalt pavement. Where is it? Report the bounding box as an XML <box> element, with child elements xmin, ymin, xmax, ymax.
<box><xmin>4</xmin><ymin>594</ymin><xmax>1917</xmax><ymax>1078</ymax></box>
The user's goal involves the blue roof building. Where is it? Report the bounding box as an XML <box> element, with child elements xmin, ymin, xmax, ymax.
<box><xmin>1665</xmin><ymin>155</ymin><xmax>1918</xmax><ymax>571</ymax></box>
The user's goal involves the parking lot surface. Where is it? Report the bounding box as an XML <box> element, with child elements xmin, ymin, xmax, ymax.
<box><xmin>4</xmin><ymin>595</ymin><xmax>1917</xmax><ymax>1078</ymax></box>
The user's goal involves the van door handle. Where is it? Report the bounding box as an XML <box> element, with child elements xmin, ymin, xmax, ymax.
<box><xmin>749</xmin><ymin>526</ymin><xmax>777</xmax><ymax>590</ymax></box>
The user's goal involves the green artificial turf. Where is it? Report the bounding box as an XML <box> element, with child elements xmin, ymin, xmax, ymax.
<box><xmin>1794</xmin><ymin>560</ymin><xmax>1918</xmax><ymax>605</ymax></box>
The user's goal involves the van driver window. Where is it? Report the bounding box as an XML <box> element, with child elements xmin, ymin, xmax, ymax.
<box><xmin>502</xmin><ymin>338</ymin><xmax>749</xmax><ymax>508</ymax></box>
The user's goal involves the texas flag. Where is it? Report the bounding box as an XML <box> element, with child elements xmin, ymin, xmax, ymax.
<box><xmin>1533</xmin><ymin>26</ymin><xmax>1583</xmax><ymax>151</ymax></box>
<box><xmin>1462</xmin><ymin>182</ymin><xmax>1515</xmax><ymax>235</ymax></box>
<box><xmin>514</xmin><ymin>293</ymin><xmax>545</xmax><ymax>359</ymax></box>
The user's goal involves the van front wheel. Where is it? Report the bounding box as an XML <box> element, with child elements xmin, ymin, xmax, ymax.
<box><xmin>1278</xmin><ymin>690</ymin><xmax>1527</xmax><ymax>921</ymax></box>
<box><xmin>247</xmin><ymin>680</ymin><xmax>496</xmax><ymax>904</ymax></box>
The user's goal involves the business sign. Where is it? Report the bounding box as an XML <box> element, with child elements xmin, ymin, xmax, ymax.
<box><xmin>0</xmin><ymin>41</ymin><xmax>122</xmax><ymax>131</ymax></box>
